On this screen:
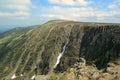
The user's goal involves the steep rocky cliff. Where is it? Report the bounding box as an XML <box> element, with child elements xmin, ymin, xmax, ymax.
<box><xmin>0</xmin><ymin>20</ymin><xmax>120</xmax><ymax>79</ymax></box>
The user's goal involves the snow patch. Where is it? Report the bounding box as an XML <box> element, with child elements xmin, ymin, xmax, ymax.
<box><xmin>31</xmin><ymin>74</ymin><xmax>36</xmax><ymax>80</ymax></box>
<box><xmin>20</xmin><ymin>74</ymin><xmax>23</xmax><ymax>77</ymax></box>
<box><xmin>11</xmin><ymin>74</ymin><xmax>16</xmax><ymax>79</ymax></box>
<box><xmin>54</xmin><ymin>45</ymin><xmax>66</xmax><ymax>68</ymax></box>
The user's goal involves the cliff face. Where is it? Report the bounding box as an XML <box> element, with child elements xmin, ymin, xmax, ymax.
<box><xmin>0</xmin><ymin>20</ymin><xmax>120</xmax><ymax>79</ymax></box>
<box><xmin>80</xmin><ymin>26</ymin><xmax>120</xmax><ymax>69</ymax></box>
<box><xmin>54</xmin><ymin>24</ymin><xmax>120</xmax><ymax>72</ymax></box>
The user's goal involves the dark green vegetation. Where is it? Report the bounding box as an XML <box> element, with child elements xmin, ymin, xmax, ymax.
<box><xmin>0</xmin><ymin>20</ymin><xmax>120</xmax><ymax>79</ymax></box>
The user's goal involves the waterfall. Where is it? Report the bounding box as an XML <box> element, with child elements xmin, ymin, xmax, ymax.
<box><xmin>54</xmin><ymin>45</ymin><xmax>66</xmax><ymax>68</ymax></box>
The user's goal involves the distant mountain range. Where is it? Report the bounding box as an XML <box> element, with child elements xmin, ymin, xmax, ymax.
<box><xmin>0</xmin><ymin>20</ymin><xmax>120</xmax><ymax>80</ymax></box>
<box><xmin>0</xmin><ymin>26</ymin><xmax>17</xmax><ymax>33</ymax></box>
<box><xmin>0</xmin><ymin>25</ymin><xmax>39</xmax><ymax>33</ymax></box>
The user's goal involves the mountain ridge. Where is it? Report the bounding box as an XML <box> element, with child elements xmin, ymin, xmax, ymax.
<box><xmin>0</xmin><ymin>20</ymin><xmax>120</xmax><ymax>80</ymax></box>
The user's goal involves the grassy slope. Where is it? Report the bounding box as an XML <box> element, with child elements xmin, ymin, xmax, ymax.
<box><xmin>0</xmin><ymin>27</ymin><xmax>34</xmax><ymax>44</ymax></box>
<box><xmin>0</xmin><ymin>27</ymin><xmax>35</xmax><ymax>78</ymax></box>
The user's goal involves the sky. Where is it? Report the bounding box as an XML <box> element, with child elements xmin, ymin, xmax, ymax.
<box><xmin>0</xmin><ymin>0</ymin><xmax>120</xmax><ymax>28</ymax></box>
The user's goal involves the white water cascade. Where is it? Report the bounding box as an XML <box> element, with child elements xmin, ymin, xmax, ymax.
<box><xmin>54</xmin><ymin>45</ymin><xmax>66</xmax><ymax>68</ymax></box>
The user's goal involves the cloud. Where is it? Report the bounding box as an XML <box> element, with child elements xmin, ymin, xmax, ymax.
<box><xmin>0</xmin><ymin>0</ymin><xmax>32</xmax><ymax>18</ymax></box>
<box><xmin>0</xmin><ymin>0</ymin><xmax>120</xmax><ymax>27</ymax></box>
<box><xmin>0</xmin><ymin>0</ymin><xmax>31</xmax><ymax>5</ymax></box>
<box><xmin>108</xmin><ymin>4</ymin><xmax>117</xmax><ymax>9</ymax></box>
<box><xmin>48</xmin><ymin>0</ymin><xmax>90</xmax><ymax>6</ymax></box>
<box><xmin>108</xmin><ymin>0</ymin><xmax>120</xmax><ymax>10</ymax></box>
<box><xmin>40</xmin><ymin>6</ymin><xmax>120</xmax><ymax>22</ymax></box>
<box><xmin>41</xmin><ymin>14</ymin><xmax>73</xmax><ymax>20</ymax></box>
<box><xmin>40</xmin><ymin>6</ymin><xmax>94</xmax><ymax>21</ymax></box>
<box><xmin>0</xmin><ymin>5</ymin><xmax>30</xmax><ymax>11</ymax></box>
<box><xmin>0</xmin><ymin>11</ymin><xmax>30</xmax><ymax>17</ymax></box>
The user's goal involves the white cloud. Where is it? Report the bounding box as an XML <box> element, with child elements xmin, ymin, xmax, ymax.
<box><xmin>40</xmin><ymin>6</ymin><xmax>120</xmax><ymax>21</ymax></box>
<box><xmin>108</xmin><ymin>0</ymin><xmax>120</xmax><ymax>11</ymax></box>
<box><xmin>48</xmin><ymin>0</ymin><xmax>90</xmax><ymax>6</ymax></box>
<box><xmin>0</xmin><ymin>0</ymin><xmax>31</xmax><ymax>5</ymax></box>
<box><xmin>0</xmin><ymin>0</ymin><xmax>120</xmax><ymax>27</ymax></box>
<box><xmin>0</xmin><ymin>11</ymin><xmax>30</xmax><ymax>17</ymax></box>
<box><xmin>108</xmin><ymin>4</ymin><xmax>117</xmax><ymax>9</ymax></box>
<box><xmin>0</xmin><ymin>5</ymin><xmax>30</xmax><ymax>11</ymax></box>
<box><xmin>0</xmin><ymin>0</ymin><xmax>32</xmax><ymax>18</ymax></box>
<box><xmin>41</xmin><ymin>14</ymin><xmax>73</xmax><ymax>20</ymax></box>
